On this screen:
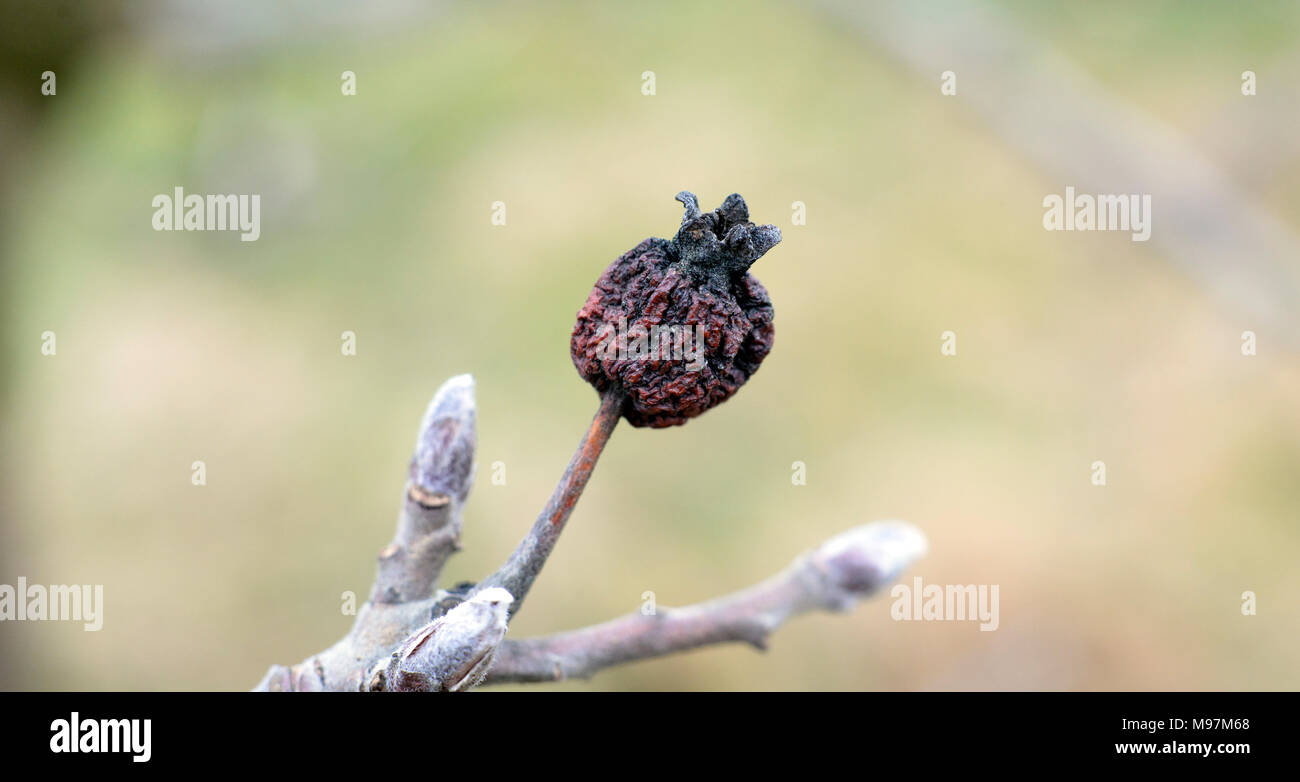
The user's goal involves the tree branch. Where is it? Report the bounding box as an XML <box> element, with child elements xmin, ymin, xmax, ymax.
<box><xmin>483</xmin><ymin>520</ymin><xmax>928</xmax><ymax>685</ymax></box>
<box><xmin>254</xmin><ymin>376</ymin><xmax>477</xmax><ymax>691</ymax></box>
<box><xmin>253</xmin><ymin>376</ymin><xmax>926</xmax><ymax>692</ymax></box>
<box><xmin>370</xmin><ymin>374</ymin><xmax>476</xmax><ymax>604</ymax></box>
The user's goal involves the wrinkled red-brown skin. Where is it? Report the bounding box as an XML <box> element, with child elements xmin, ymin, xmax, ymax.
<box><xmin>571</xmin><ymin>237</ymin><xmax>775</xmax><ymax>427</ymax></box>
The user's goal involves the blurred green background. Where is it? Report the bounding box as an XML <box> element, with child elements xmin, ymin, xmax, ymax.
<box><xmin>2</xmin><ymin>0</ymin><xmax>1298</xmax><ymax>690</ymax></box>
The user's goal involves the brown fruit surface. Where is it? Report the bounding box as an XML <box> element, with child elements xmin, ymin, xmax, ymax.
<box><xmin>571</xmin><ymin>192</ymin><xmax>781</xmax><ymax>427</ymax></box>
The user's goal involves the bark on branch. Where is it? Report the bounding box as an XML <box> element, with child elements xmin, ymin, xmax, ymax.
<box><xmin>370</xmin><ymin>374</ymin><xmax>476</xmax><ymax>605</ymax></box>
<box><xmin>484</xmin><ymin>521</ymin><xmax>928</xmax><ymax>684</ymax></box>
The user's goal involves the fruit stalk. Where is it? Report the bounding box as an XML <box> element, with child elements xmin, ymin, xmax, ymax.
<box><xmin>477</xmin><ymin>386</ymin><xmax>625</xmax><ymax>617</ymax></box>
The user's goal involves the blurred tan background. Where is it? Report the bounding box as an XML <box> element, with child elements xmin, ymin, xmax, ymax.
<box><xmin>1</xmin><ymin>0</ymin><xmax>1298</xmax><ymax>691</ymax></box>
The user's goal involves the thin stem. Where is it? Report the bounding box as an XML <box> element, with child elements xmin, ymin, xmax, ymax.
<box><xmin>478</xmin><ymin>387</ymin><xmax>625</xmax><ymax>617</ymax></box>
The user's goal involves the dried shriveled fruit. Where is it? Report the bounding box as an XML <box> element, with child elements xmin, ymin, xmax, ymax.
<box><xmin>571</xmin><ymin>191</ymin><xmax>782</xmax><ymax>427</ymax></box>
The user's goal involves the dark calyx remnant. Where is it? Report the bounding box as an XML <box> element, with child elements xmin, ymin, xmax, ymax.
<box><xmin>671</xmin><ymin>191</ymin><xmax>782</xmax><ymax>286</ymax></box>
<box><xmin>570</xmin><ymin>191</ymin><xmax>782</xmax><ymax>428</ymax></box>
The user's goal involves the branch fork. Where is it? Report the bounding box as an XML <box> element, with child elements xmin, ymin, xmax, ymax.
<box><xmin>255</xmin><ymin>376</ymin><xmax>926</xmax><ymax>691</ymax></box>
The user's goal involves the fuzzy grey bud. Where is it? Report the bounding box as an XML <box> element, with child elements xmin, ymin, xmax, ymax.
<box><xmin>386</xmin><ymin>587</ymin><xmax>513</xmax><ymax>692</ymax></box>
<box><xmin>409</xmin><ymin>374</ymin><xmax>477</xmax><ymax>506</ymax></box>
<box><xmin>810</xmin><ymin>520</ymin><xmax>927</xmax><ymax>610</ymax></box>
